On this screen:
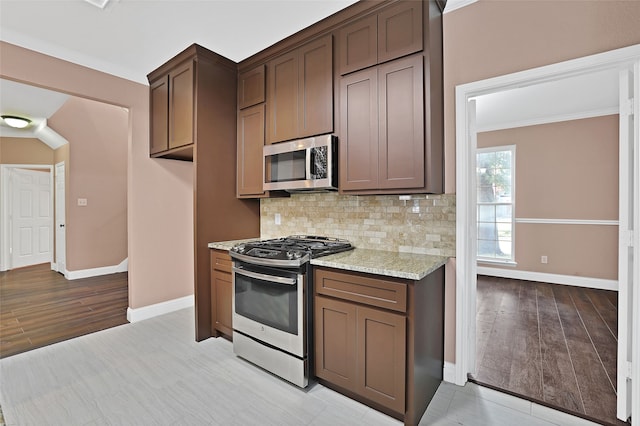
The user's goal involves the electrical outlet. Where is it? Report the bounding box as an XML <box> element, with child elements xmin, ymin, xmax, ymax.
<box><xmin>275</xmin><ymin>213</ymin><xmax>281</xmax><ymax>225</ymax></box>
<box><xmin>541</xmin><ymin>255</ymin><xmax>548</xmax><ymax>264</ymax></box>
<box><xmin>77</xmin><ymin>198</ymin><xmax>88</xmax><ymax>206</ymax></box>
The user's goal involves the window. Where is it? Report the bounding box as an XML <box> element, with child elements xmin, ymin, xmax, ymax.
<box><xmin>477</xmin><ymin>146</ymin><xmax>515</xmax><ymax>263</ymax></box>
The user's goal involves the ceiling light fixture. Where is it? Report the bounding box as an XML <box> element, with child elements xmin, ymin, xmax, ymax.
<box><xmin>1</xmin><ymin>115</ymin><xmax>32</xmax><ymax>129</ymax></box>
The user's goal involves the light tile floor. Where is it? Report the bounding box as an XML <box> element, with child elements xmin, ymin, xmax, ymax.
<box><xmin>0</xmin><ymin>308</ymin><xmax>601</xmax><ymax>426</ymax></box>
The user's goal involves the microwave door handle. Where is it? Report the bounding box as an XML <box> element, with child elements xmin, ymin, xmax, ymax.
<box><xmin>233</xmin><ymin>266</ymin><xmax>297</xmax><ymax>286</ymax></box>
<box><xmin>306</xmin><ymin>148</ymin><xmax>313</xmax><ymax>179</ymax></box>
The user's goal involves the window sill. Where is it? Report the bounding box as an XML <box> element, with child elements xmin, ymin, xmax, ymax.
<box><xmin>477</xmin><ymin>259</ymin><xmax>517</xmax><ymax>267</ymax></box>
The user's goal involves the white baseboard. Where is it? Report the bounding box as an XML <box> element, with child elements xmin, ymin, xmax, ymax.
<box><xmin>443</xmin><ymin>361</ymin><xmax>457</xmax><ymax>384</ymax></box>
<box><xmin>477</xmin><ymin>266</ymin><xmax>618</xmax><ymax>291</ymax></box>
<box><xmin>65</xmin><ymin>258</ymin><xmax>128</xmax><ymax>280</ymax></box>
<box><xmin>127</xmin><ymin>294</ymin><xmax>194</xmax><ymax>323</ymax></box>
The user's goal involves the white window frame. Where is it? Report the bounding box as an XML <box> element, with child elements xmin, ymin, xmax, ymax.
<box><xmin>476</xmin><ymin>145</ymin><xmax>516</xmax><ymax>265</ymax></box>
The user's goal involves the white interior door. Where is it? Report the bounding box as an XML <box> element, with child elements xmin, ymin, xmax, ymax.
<box><xmin>55</xmin><ymin>162</ymin><xmax>66</xmax><ymax>273</ymax></box>
<box><xmin>10</xmin><ymin>168</ymin><xmax>53</xmax><ymax>268</ymax></box>
<box><xmin>617</xmin><ymin>61</ymin><xmax>639</xmax><ymax>423</ymax></box>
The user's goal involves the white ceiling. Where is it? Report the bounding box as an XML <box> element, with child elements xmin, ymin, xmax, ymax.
<box><xmin>0</xmin><ymin>79</ymin><xmax>70</xmax><ymax>148</ymax></box>
<box><xmin>475</xmin><ymin>68</ymin><xmax>620</xmax><ymax>132</ymax></box>
<box><xmin>0</xmin><ymin>0</ymin><xmax>361</xmax><ymax>84</ymax></box>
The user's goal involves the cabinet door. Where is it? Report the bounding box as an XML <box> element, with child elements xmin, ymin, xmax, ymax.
<box><xmin>149</xmin><ymin>76</ymin><xmax>169</xmax><ymax>155</ymax></box>
<box><xmin>211</xmin><ymin>250</ymin><xmax>233</xmax><ymax>338</ymax></box>
<box><xmin>239</xmin><ymin>65</ymin><xmax>265</xmax><ymax>110</ymax></box>
<box><xmin>298</xmin><ymin>35</ymin><xmax>333</xmax><ymax>138</ymax></box>
<box><xmin>378</xmin><ymin>55</ymin><xmax>424</xmax><ymax>190</ymax></box>
<box><xmin>168</xmin><ymin>60</ymin><xmax>195</xmax><ymax>150</ymax></box>
<box><xmin>339</xmin><ymin>14</ymin><xmax>377</xmax><ymax>75</ymax></box>
<box><xmin>339</xmin><ymin>68</ymin><xmax>379</xmax><ymax>191</ymax></box>
<box><xmin>315</xmin><ymin>296</ymin><xmax>357</xmax><ymax>393</ymax></box>
<box><xmin>212</xmin><ymin>269</ymin><xmax>233</xmax><ymax>337</ymax></box>
<box><xmin>267</xmin><ymin>51</ymin><xmax>299</xmax><ymax>143</ymax></box>
<box><xmin>237</xmin><ymin>104</ymin><xmax>266</xmax><ymax>197</ymax></box>
<box><xmin>377</xmin><ymin>1</ymin><xmax>423</xmax><ymax>64</ymax></box>
<box><xmin>356</xmin><ymin>305</ymin><xmax>406</xmax><ymax>414</ymax></box>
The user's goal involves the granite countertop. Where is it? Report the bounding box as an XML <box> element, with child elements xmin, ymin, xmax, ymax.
<box><xmin>209</xmin><ymin>239</ymin><xmax>448</xmax><ymax>281</ymax></box>
<box><xmin>311</xmin><ymin>248</ymin><xmax>448</xmax><ymax>281</ymax></box>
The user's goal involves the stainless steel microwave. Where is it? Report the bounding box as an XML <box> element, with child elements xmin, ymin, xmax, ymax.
<box><xmin>263</xmin><ymin>134</ymin><xmax>337</xmax><ymax>192</ymax></box>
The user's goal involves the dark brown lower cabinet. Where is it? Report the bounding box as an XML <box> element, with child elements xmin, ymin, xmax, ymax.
<box><xmin>210</xmin><ymin>249</ymin><xmax>233</xmax><ymax>339</ymax></box>
<box><xmin>357</xmin><ymin>304</ymin><xmax>406</xmax><ymax>414</ymax></box>
<box><xmin>315</xmin><ymin>296</ymin><xmax>359</xmax><ymax>390</ymax></box>
<box><xmin>314</xmin><ymin>265</ymin><xmax>444</xmax><ymax>426</ymax></box>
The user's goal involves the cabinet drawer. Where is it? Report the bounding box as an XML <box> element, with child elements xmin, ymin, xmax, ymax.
<box><xmin>211</xmin><ymin>249</ymin><xmax>232</xmax><ymax>273</ymax></box>
<box><xmin>314</xmin><ymin>268</ymin><xmax>407</xmax><ymax>313</ymax></box>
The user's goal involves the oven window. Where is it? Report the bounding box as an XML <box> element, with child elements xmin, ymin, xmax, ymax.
<box><xmin>235</xmin><ymin>272</ymin><xmax>298</xmax><ymax>335</ymax></box>
<box><xmin>266</xmin><ymin>150</ymin><xmax>306</xmax><ymax>183</ymax></box>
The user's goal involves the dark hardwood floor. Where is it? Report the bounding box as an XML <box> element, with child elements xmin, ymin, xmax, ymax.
<box><xmin>472</xmin><ymin>275</ymin><xmax>623</xmax><ymax>426</ymax></box>
<box><xmin>0</xmin><ymin>263</ymin><xmax>128</xmax><ymax>359</ymax></box>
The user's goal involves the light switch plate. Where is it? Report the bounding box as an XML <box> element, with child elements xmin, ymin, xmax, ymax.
<box><xmin>78</xmin><ymin>198</ymin><xmax>88</xmax><ymax>206</ymax></box>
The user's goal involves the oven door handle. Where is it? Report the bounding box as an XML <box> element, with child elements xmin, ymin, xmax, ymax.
<box><xmin>233</xmin><ymin>266</ymin><xmax>297</xmax><ymax>286</ymax></box>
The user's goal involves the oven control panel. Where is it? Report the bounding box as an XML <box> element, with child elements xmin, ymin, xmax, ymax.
<box><xmin>231</xmin><ymin>245</ymin><xmax>304</xmax><ymax>261</ymax></box>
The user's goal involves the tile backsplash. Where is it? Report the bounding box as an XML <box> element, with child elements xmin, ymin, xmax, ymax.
<box><xmin>261</xmin><ymin>193</ymin><xmax>456</xmax><ymax>256</ymax></box>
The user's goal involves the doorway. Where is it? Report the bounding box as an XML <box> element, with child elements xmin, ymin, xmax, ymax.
<box><xmin>54</xmin><ymin>161</ymin><xmax>65</xmax><ymax>273</ymax></box>
<box><xmin>455</xmin><ymin>44</ymin><xmax>640</xmax><ymax>423</ymax></box>
<box><xmin>0</xmin><ymin>164</ymin><xmax>53</xmax><ymax>271</ymax></box>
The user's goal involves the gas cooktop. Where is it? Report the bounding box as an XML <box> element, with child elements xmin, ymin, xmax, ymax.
<box><xmin>229</xmin><ymin>235</ymin><xmax>354</xmax><ymax>267</ymax></box>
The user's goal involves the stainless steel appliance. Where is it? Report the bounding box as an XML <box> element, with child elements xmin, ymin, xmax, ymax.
<box><xmin>230</xmin><ymin>235</ymin><xmax>353</xmax><ymax>387</ymax></box>
<box><xmin>263</xmin><ymin>134</ymin><xmax>337</xmax><ymax>192</ymax></box>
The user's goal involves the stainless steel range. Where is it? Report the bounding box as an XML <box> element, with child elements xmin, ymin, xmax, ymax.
<box><xmin>229</xmin><ymin>235</ymin><xmax>353</xmax><ymax>387</ymax></box>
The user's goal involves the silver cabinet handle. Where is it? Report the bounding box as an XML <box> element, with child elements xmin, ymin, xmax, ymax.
<box><xmin>233</xmin><ymin>266</ymin><xmax>296</xmax><ymax>286</ymax></box>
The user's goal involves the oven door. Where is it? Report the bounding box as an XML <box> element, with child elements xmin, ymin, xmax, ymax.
<box><xmin>232</xmin><ymin>262</ymin><xmax>304</xmax><ymax>357</ymax></box>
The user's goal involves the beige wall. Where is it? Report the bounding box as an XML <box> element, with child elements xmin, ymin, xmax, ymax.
<box><xmin>0</xmin><ymin>41</ymin><xmax>194</xmax><ymax>309</ymax></box>
<box><xmin>478</xmin><ymin>116</ymin><xmax>618</xmax><ymax>280</ymax></box>
<box><xmin>48</xmin><ymin>97</ymin><xmax>128</xmax><ymax>271</ymax></box>
<box><xmin>0</xmin><ymin>137</ymin><xmax>54</xmax><ymax>164</ymax></box>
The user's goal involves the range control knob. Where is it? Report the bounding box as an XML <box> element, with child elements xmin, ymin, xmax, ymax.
<box><xmin>235</xmin><ymin>244</ymin><xmax>246</xmax><ymax>254</ymax></box>
<box><xmin>286</xmin><ymin>251</ymin><xmax>295</xmax><ymax>259</ymax></box>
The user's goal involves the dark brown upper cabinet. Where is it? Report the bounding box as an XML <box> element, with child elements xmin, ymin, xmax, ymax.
<box><xmin>148</xmin><ymin>56</ymin><xmax>196</xmax><ymax>160</ymax></box>
<box><xmin>267</xmin><ymin>35</ymin><xmax>333</xmax><ymax>144</ymax></box>
<box><xmin>339</xmin><ymin>67</ymin><xmax>378</xmax><ymax>191</ymax></box>
<box><xmin>149</xmin><ymin>76</ymin><xmax>169</xmax><ymax>155</ymax></box>
<box><xmin>236</xmin><ymin>0</ymin><xmax>443</xmax><ymax>194</ymax></box>
<box><xmin>238</xmin><ymin>65</ymin><xmax>265</xmax><ymax>110</ymax></box>
<box><xmin>338</xmin><ymin>14</ymin><xmax>377</xmax><ymax>76</ymax></box>
<box><xmin>337</xmin><ymin>0</ymin><xmax>443</xmax><ymax>195</ymax></box>
<box><xmin>237</xmin><ymin>104</ymin><xmax>267</xmax><ymax>198</ymax></box>
<box><xmin>339</xmin><ymin>1</ymin><xmax>422</xmax><ymax>75</ymax></box>
<box><xmin>340</xmin><ymin>54</ymin><xmax>424</xmax><ymax>192</ymax></box>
